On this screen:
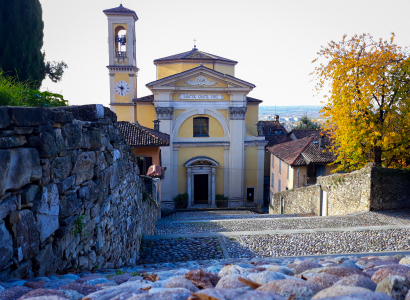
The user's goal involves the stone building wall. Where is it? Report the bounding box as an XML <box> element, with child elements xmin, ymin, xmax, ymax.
<box><xmin>270</xmin><ymin>164</ymin><xmax>410</xmax><ymax>216</ymax></box>
<box><xmin>270</xmin><ymin>185</ymin><xmax>321</xmax><ymax>215</ymax></box>
<box><xmin>0</xmin><ymin>105</ymin><xmax>157</xmax><ymax>280</ymax></box>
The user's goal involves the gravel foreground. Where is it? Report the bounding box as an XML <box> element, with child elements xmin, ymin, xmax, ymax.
<box><xmin>1</xmin><ymin>254</ymin><xmax>410</xmax><ymax>299</ymax></box>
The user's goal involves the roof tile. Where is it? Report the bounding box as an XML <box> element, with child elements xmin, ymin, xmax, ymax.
<box><xmin>117</xmin><ymin>121</ymin><xmax>169</xmax><ymax>147</ymax></box>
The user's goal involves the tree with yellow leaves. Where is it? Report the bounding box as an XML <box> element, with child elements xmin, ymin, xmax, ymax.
<box><xmin>312</xmin><ymin>33</ymin><xmax>410</xmax><ymax>171</ymax></box>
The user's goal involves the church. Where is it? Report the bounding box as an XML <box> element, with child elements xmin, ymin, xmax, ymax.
<box><xmin>104</xmin><ymin>5</ymin><xmax>267</xmax><ymax>209</ymax></box>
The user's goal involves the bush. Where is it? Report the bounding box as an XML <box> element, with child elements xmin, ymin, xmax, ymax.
<box><xmin>174</xmin><ymin>193</ymin><xmax>188</xmax><ymax>209</ymax></box>
<box><xmin>216</xmin><ymin>194</ymin><xmax>228</xmax><ymax>208</ymax></box>
<box><xmin>0</xmin><ymin>70</ymin><xmax>68</xmax><ymax>107</ymax></box>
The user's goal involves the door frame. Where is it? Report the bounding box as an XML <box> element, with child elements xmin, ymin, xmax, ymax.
<box><xmin>246</xmin><ymin>186</ymin><xmax>255</xmax><ymax>202</ymax></box>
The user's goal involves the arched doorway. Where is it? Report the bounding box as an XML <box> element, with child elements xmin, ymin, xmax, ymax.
<box><xmin>184</xmin><ymin>156</ymin><xmax>219</xmax><ymax>208</ymax></box>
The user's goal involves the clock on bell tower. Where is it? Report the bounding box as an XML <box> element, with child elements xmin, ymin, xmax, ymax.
<box><xmin>103</xmin><ymin>4</ymin><xmax>139</xmax><ymax>122</ymax></box>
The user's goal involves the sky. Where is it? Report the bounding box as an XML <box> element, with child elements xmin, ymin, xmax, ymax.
<box><xmin>40</xmin><ymin>0</ymin><xmax>410</xmax><ymax>107</ymax></box>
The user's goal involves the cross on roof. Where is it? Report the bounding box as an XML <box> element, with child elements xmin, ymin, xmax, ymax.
<box><xmin>193</xmin><ymin>39</ymin><xmax>197</xmax><ymax>49</ymax></box>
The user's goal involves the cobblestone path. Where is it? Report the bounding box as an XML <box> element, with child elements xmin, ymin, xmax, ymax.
<box><xmin>139</xmin><ymin>210</ymin><xmax>410</xmax><ymax>264</ymax></box>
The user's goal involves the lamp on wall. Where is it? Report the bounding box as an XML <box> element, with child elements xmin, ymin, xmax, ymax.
<box><xmin>256</xmin><ymin>121</ymin><xmax>264</xmax><ymax>136</ymax></box>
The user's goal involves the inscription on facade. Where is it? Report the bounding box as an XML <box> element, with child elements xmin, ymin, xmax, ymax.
<box><xmin>184</xmin><ymin>75</ymin><xmax>217</xmax><ymax>86</ymax></box>
<box><xmin>178</xmin><ymin>94</ymin><xmax>224</xmax><ymax>100</ymax></box>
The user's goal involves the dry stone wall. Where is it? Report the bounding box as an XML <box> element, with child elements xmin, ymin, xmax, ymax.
<box><xmin>318</xmin><ymin>166</ymin><xmax>371</xmax><ymax>215</ymax></box>
<box><xmin>270</xmin><ymin>164</ymin><xmax>410</xmax><ymax>216</ymax></box>
<box><xmin>270</xmin><ymin>185</ymin><xmax>321</xmax><ymax>215</ymax></box>
<box><xmin>0</xmin><ymin>105</ymin><xmax>157</xmax><ymax>280</ymax></box>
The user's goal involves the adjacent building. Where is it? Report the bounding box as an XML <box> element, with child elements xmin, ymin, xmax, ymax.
<box><xmin>267</xmin><ymin>134</ymin><xmax>337</xmax><ymax>196</ymax></box>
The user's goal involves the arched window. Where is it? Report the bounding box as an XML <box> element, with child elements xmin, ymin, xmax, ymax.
<box><xmin>115</xmin><ymin>26</ymin><xmax>127</xmax><ymax>57</ymax></box>
<box><xmin>193</xmin><ymin>117</ymin><xmax>209</xmax><ymax>137</ymax></box>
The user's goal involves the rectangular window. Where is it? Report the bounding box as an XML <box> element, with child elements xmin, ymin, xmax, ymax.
<box><xmin>272</xmin><ymin>155</ymin><xmax>274</xmax><ymax>168</ymax></box>
<box><xmin>287</xmin><ymin>164</ymin><xmax>289</xmax><ymax>179</ymax></box>
<box><xmin>271</xmin><ymin>173</ymin><xmax>274</xmax><ymax>188</ymax></box>
<box><xmin>278</xmin><ymin>179</ymin><xmax>281</xmax><ymax>192</ymax></box>
<box><xmin>193</xmin><ymin>117</ymin><xmax>209</xmax><ymax>137</ymax></box>
<box><xmin>279</xmin><ymin>160</ymin><xmax>281</xmax><ymax>174</ymax></box>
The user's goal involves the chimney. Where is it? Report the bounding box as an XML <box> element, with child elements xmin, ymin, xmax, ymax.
<box><xmin>153</xmin><ymin>120</ymin><xmax>160</xmax><ymax>132</ymax></box>
<box><xmin>274</xmin><ymin>115</ymin><xmax>279</xmax><ymax>122</ymax></box>
<box><xmin>319</xmin><ymin>135</ymin><xmax>325</xmax><ymax>148</ymax></box>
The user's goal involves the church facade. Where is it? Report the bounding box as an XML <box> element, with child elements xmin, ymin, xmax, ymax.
<box><xmin>104</xmin><ymin>5</ymin><xmax>267</xmax><ymax>208</ymax></box>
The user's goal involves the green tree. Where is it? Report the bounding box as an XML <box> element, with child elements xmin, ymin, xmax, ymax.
<box><xmin>0</xmin><ymin>0</ymin><xmax>66</xmax><ymax>89</ymax></box>
<box><xmin>294</xmin><ymin>115</ymin><xmax>321</xmax><ymax>130</ymax></box>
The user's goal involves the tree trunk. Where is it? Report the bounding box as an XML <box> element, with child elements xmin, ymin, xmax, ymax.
<box><xmin>373</xmin><ymin>146</ymin><xmax>382</xmax><ymax>166</ymax></box>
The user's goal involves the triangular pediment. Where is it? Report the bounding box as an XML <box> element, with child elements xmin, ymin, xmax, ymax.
<box><xmin>146</xmin><ymin>66</ymin><xmax>255</xmax><ymax>89</ymax></box>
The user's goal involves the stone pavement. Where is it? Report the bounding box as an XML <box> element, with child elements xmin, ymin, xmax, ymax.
<box><xmin>140</xmin><ymin>210</ymin><xmax>410</xmax><ymax>263</ymax></box>
<box><xmin>2</xmin><ymin>209</ymin><xmax>410</xmax><ymax>299</ymax></box>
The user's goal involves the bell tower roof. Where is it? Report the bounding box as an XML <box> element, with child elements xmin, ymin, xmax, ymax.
<box><xmin>103</xmin><ymin>4</ymin><xmax>138</xmax><ymax>21</ymax></box>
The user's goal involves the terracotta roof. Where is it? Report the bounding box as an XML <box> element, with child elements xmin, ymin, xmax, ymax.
<box><xmin>265</xmin><ymin>135</ymin><xmax>293</xmax><ymax>147</ymax></box>
<box><xmin>154</xmin><ymin>48</ymin><xmax>237</xmax><ymax>64</ymax></box>
<box><xmin>133</xmin><ymin>95</ymin><xmax>154</xmax><ymax>103</ymax></box>
<box><xmin>103</xmin><ymin>4</ymin><xmax>138</xmax><ymax>21</ymax></box>
<box><xmin>117</xmin><ymin>121</ymin><xmax>169</xmax><ymax>147</ymax></box>
<box><xmin>247</xmin><ymin>96</ymin><xmax>263</xmax><ymax>104</ymax></box>
<box><xmin>146</xmin><ymin>65</ymin><xmax>255</xmax><ymax>88</ymax></box>
<box><xmin>267</xmin><ymin>134</ymin><xmax>335</xmax><ymax>166</ymax></box>
<box><xmin>260</xmin><ymin>121</ymin><xmax>288</xmax><ymax>135</ymax></box>
<box><xmin>289</xmin><ymin>129</ymin><xmax>320</xmax><ymax>139</ymax></box>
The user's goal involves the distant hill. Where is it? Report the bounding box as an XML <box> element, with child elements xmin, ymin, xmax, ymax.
<box><xmin>259</xmin><ymin>105</ymin><xmax>323</xmax><ymax>118</ymax></box>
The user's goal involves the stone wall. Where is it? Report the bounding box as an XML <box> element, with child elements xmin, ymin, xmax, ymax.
<box><xmin>318</xmin><ymin>166</ymin><xmax>372</xmax><ymax>215</ymax></box>
<box><xmin>0</xmin><ymin>105</ymin><xmax>157</xmax><ymax>280</ymax></box>
<box><xmin>270</xmin><ymin>164</ymin><xmax>410</xmax><ymax>216</ymax></box>
<box><xmin>270</xmin><ymin>185</ymin><xmax>321</xmax><ymax>215</ymax></box>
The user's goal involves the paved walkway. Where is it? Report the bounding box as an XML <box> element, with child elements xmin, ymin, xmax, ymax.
<box><xmin>138</xmin><ymin>210</ymin><xmax>410</xmax><ymax>264</ymax></box>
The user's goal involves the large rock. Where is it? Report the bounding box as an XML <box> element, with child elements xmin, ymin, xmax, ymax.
<box><xmin>191</xmin><ymin>288</ymin><xmax>247</xmax><ymax>300</ymax></box>
<box><xmin>0</xmin><ymin>107</ymin><xmax>10</xmax><ymax>129</ymax></box>
<box><xmin>312</xmin><ymin>285</ymin><xmax>371</xmax><ymax>299</ymax></box>
<box><xmin>0</xmin><ymin>220</ymin><xmax>13</xmax><ymax>270</ymax></box>
<box><xmin>250</xmin><ymin>271</ymin><xmax>286</xmax><ymax>285</ymax></box>
<box><xmin>61</xmin><ymin>121</ymin><xmax>82</xmax><ymax>150</ymax></box>
<box><xmin>10</xmin><ymin>210</ymin><xmax>40</xmax><ymax>261</ymax></box>
<box><xmin>32</xmin><ymin>184</ymin><xmax>59</xmax><ymax>242</ymax></box>
<box><xmin>376</xmin><ymin>275</ymin><xmax>410</xmax><ymax>300</ymax></box>
<box><xmin>0</xmin><ymin>148</ymin><xmax>42</xmax><ymax>196</ymax></box>
<box><xmin>0</xmin><ymin>196</ymin><xmax>19</xmax><ymax>220</ymax></box>
<box><xmin>17</xmin><ymin>288</ymin><xmax>67</xmax><ymax>299</ymax></box>
<box><xmin>9</xmin><ymin>107</ymin><xmax>48</xmax><ymax>126</ymax></box>
<box><xmin>59</xmin><ymin>194</ymin><xmax>81</xmax><ymax>218</ymax></box>
<box><xmin>257</xmin><ymin>279</ymin><xmax>323</xmax><ymax>300</ymax></box>
<box><xmin>33</xmin><ymin>244</ymin><xmax>56</xmax><ymax>277</ymax></box>
<box><xmin>50</xmin><ymin>156</ymin><xmax>72</xmax><ymax>183</ymax></box>
<box><xmin>334</xmin><ymin>274</ymin><xmax>377</xmax><ymax>291</ymax></box>
<box><xmin>164</xmin><ymin>276</ymin><xmax>199</xmax><ymax>292</ymax></box>
<box><xmin>308</xmin><ymin>273</ymin><xmax>341</xmax><ymax>288</ymax></box>
<box><xmin>0</xmin><ymin>286</ymin><xmax>33</xmax><ymax>299</ymax></box>
<box><xmin>215</xmin><ymin>274</ymin><xmax>249</xmax><ymax>289</ymax></box>
<box><xmin>400</xmin><ymin>257</ymin><xmax>410</xmax><ymax>265</ymax></box>
<box><xmin>372</xmin><ymin>265</ymin><xmax>410</xmax><ymax>284</ymax></box>
<box><xmin>219</xmin><ymin>265</ymin><xmax>249</xmax><ymax>277</ymax></box>
<box><xmin>324</xmin><ymin>267</ymin><xmax>364</xmax><ymax>277</ymax></box>
<box><xmin>60</xmin><ymin>105</ymin><xmax>104</xmax><ymax>122</ymax></box>
<box><xmin>0</xmin><ymin>135</ymin><xmax>26</xmax><ymax>148</ymax></box>
<box><xmin>236</xmin><ymin>291</ymin><xmax>286</xmax><ymax>300</ymax></box>
<box><xmin>27</xmin><ymin>132</ymin><xmax>59</xmax><ymax>158</ymax></box>
<box><xmin>21</xmin><ymin>185</ymin><xmax>39</xmax><ymax>204</ymax></box>
<box><xmin>294</xmin><ymin>261</ymin><xmax>323</xmax><ymax>275</ymax></box>
<box><xmin>71</xmin><ymin>152</ymin><xmax>96</xmax><ymax>185</ymax></box>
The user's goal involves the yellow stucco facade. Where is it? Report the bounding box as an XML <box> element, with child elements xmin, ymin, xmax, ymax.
<box><xmin>178</xmin><ymin>115</ymin><xmax>224</xmax><ymax>138</ymax></box>
<box><xmin>156</xmin><ymin>62</ymin><xmax>235</xmax><ymax>79</ymax></box>
<box><xmin>136</xmin><ymin>103</ymin><xmax>155</xmax><ymax>129</ymax></box>
<box><xmin>177</xmin><ymin>147</ymin><xmax>225</xmax><ymax>195</ymax></box>
<box><xmin>246</xmin><ymin>104</ymin><xmax>259</xmax><ymax>136</ymax></box>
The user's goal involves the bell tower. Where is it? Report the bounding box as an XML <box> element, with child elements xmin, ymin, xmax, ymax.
<box><xmin>103</xmin><ymin>4</ymin><xmax>139</xmax><ymax>122</ymax></box>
